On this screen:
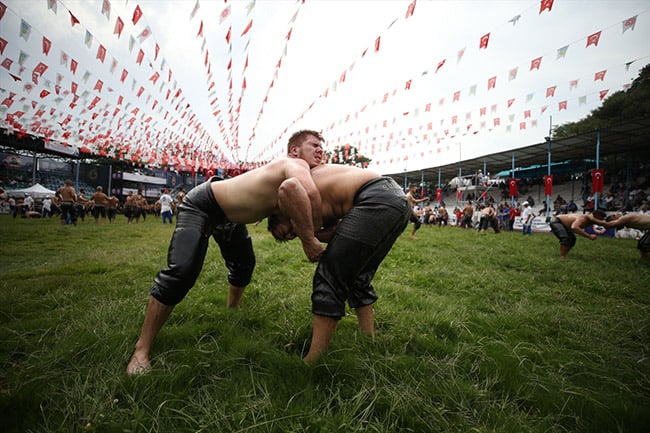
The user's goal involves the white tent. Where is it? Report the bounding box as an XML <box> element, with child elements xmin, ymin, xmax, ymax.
<box><xmin>7</xmin><ymin>183</ymin><xmax>56</xmax><ymax>198</ymax></box>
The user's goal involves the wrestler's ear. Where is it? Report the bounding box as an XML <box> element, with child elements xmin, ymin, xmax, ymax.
<box><xmin>288</xmin><ymin>144</ymin><xmax>299</xmax><ymax>158</ymax></box>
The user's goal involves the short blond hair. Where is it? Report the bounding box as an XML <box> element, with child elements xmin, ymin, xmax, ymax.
<box><xmin>286</xmin><ymin>130</ymin><xmax>324</xmax><ymax>154</ymax></box>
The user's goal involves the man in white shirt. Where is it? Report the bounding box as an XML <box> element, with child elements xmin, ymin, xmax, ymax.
<box><xmin>42</xmin><ymin>196</ymin><xmax>52</xmax><ymax>218</ymax></box>
<box><xmin>521</xmin><ymin>201</ymin><xmax>536</xmax><ymax>235</ymax></box>
<box><xmin>159</xmin><ymin>189</ymin><xmax>174</xmax><ymax>224</ymax></box>
<box><xmin>22</xmin><ymin>193</ymin><xmax>34</xmax><ymax>216</ymax></box>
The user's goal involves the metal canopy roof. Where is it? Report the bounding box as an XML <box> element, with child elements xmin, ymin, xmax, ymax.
<box><xmin>388</xmin><ymin>117</ymin><xmax>650</xmax><ymax>186</ymax></box>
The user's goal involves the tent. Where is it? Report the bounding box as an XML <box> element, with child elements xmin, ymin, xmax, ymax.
<box><xmin>7</xmin><ymin>183</ymin><xmax>56</xmax><ymax>198</ymax></box>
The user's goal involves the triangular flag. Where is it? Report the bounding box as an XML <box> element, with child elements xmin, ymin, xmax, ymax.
<box><xmin>405</xmin><ymin>0</ymin><xmax>416</xmax><ymax>18</ymax></box>
<box><xmin>220</xmin><ymin>5</ymin><xmax>231</xmax><ymax>24</ymax></box>
<box><xmin>70</xmin><ymin>12</ymin><xmax>80</xmax><ymax>27</ymax></box>
<box><xmin>114</xmin><ymin>17</ymin><xmax>124</xmax><ymax>37</ymax></box>
<box><xmin>546</xmin><ymin>85</ymin><xmax>556</xmax><ymax>97</ymax></box>
<box><xmin>622</xmin><ymin>16</ymin><xmax>637</xmax><ymax>33</ymax></box>
<box><xmin>508</xmin><ymin>14</ymin><xmax>521</xmax><ymax>26</ymax></box>
<box><xmin>599</xmin><ymin>89</ymin><xmax>609</xmax><ymax>101</ymax></box>
<box><xmin>132</xmin><ymin>5</ymin><xmax>143</xmax><ymax>25</ymax></box>
<box><xmin>101</xmin><ymin>0</ymin><xmax>111</xmax><ymax>20</ymax></box>
<box><xmin>138</xmin><ymin>26</ymin><xmax>152</xmax><ymax>43</ymax></box>
<box><xmin>241</xmin><ymin>19</ymin><xmax>253</xmax><ymax>36</ymax></box>
<box><xmin>190</xmin><ymin>0</ymin><xmax>200</xmax><ymax>19</ymax></box>
<box><xmin>586</xmin><ymin>31</ymin><xmax>601</xmax><ymax>48</ymax></box>
<box><xmin>42</xmin><ymin>37</ymin><xmax>52</xmax><ymax>55</ymax></box>
<box><xmin>20</xmin><ymin>19</ymin><xmax>32</xmax><ymax>41</ymax></box>
<box><xmin>530</xmin><ymin>56</ymin><xmax>542</xmax><ymax>71</ymax></box>
<box><xmin>46</xmin><ymin>0</ymin><xmax>56</xmax><ymax>14</ymax></box>
<box><xmin>539</xmin><ymin>0</ymin><xmax>554</xmax><ymax>14</ymax></box>
<box><xmin>479</xmin><ymin>33</ymin><xmax>490</xmax><ymax>49</ymax></box>
<box><xmin>96</xmin><ymin>45</ymin><xmax>106</xmax><ymax>63</ymax></box>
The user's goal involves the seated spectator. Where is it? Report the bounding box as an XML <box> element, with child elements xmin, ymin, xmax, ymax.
<box><xmin>422</xmin><ymin>206</ymin><xmax>434</xmax><ymax>225</ymax></box>
<box><xmin>567</xmin><ymin>200</ymin><xmax>578</xmax><ymax>213</ymax></box>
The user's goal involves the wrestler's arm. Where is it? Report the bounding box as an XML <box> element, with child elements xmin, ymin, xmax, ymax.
<box><xmin>283</xmin><ymin>159</ymin><xmax>323</xmax><ymax>231</ymax></box>
<box><xmin>571</xmin><ymin>218</ymin><xmax>596</xmax><ymax>240</ymax></box>
<box><xmin>277</xmin><ymin>167</ymin><xmax>324</xmax><ymax>261</ymax></box>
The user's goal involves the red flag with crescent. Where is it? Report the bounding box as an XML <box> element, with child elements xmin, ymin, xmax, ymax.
<box><xmin>508</xmin><ymin>178</ymin><xmax>518</xmax><ymax>197</ymax></box>
<box><xmin>591</xmin><ymin>168</ymin><xmax>604</xmax><ymax>194</ymax></box>
<box><xmin>544</xmin><ymin>174</ymin><xmax>553</xmax><ymax>196</ymax></box>
<box><xmin>436</xmin><ymin>188</ymin><xmax>442</xmax><ymax>202</ymax></box>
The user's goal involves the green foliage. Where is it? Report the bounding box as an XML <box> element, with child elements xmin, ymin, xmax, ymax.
<box><xmin>1</xmin><ymin>216</ymin><xmax>649</xmax><ymax>433</ymax></box>
<box><xmin>553</xmin><ymin>63</ymin><xmax>650</xmax><ymax>138</ymax></box>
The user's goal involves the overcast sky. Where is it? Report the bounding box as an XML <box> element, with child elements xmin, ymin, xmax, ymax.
<box><xmin>1</xmin><ymin>0</ymin><xmax>648</xmax><ymax>175</ymax></box>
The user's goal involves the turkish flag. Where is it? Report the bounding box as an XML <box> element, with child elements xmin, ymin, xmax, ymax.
<box><xmin>508</xmin><ymin>178</ymin><xmax>518</xmax><ymax>197</ymax></box>
<box><xmin>436</xmin><ymin>188</ymin><xmax>442</xmax><ymax>202</ymax></box>
<box><xmin>591</xmin><ymin>169</ymin><xmax>604</xmax><ymax>194</ymax></box>
<box><xmin>456</xmin><ymin>188</ymin><xmax>462</xmax><ymax>201</ymax></box>
<box><xmin>544</xmin><ymin>174</ymin><xmax>553</xmax><ymax>196</ymax></box>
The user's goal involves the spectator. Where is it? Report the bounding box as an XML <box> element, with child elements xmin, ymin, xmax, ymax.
<box><xmin>500</xmin><ymin>202</ymin><xmax>511</xmax><ymax>231</ymax></box>
<box><xmin>567</xmin><ymin>200</ymin><xmax>578</xmax><ymax>213</ymax></box>
<box><xmin>437</xmin><ymin>202</ymin><xmax>449</xmax><ymax>227</ymax></box>
<box><xmin>159</xmin><ymin>189</ymin><xmax>175</xmax><ymax>224</ymax></box>
<box><xmin>42</xmin><ymin>196</ymin><xmax>53</xmax><ymax>218</ymax></box>
<box><xmin>22</xmin><ymin>193</ymin><xmax>34</xmax><ymax>217</ymax></box>
<box><xmin>509</xmin><ymin>201</ymin><xmax>521</xmax><ymax>230</ymax></box>
<box><xmin>521</xmin><ymin>201</ymin><xmax>536</xmax><ymax>235</ymax></box>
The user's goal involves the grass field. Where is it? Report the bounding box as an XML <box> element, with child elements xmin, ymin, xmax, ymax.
<box><xmin>1</xmin><ymin>214</ymin><xmax>648</xmax><ymax>433</ymax></box>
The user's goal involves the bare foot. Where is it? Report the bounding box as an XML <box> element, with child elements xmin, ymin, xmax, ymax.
<box><xmin>126</xmin><ymin>351</ymin><xmax>151</xmax><ymax>375</ymax></box>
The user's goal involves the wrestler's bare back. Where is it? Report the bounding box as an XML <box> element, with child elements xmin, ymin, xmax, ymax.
<box><xmin>556</xmin><ymin>213</ymin><xmax>594</xmax><ymax>228</ymax></box>
<box><xmin>310</xmin><ymin>164</ymin><xmax>380</xmax><ymax>221</ymax></box>
<box><xmin>211</xmin><ymin>157</ymin><xmax>316</xmax><ymax>224</ymax></box>
<box><xmin>56</xmin><ymin>185</ymin><xmax>76</xmax><ymax>202</ymax></box>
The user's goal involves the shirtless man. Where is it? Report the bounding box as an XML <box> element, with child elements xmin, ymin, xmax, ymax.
<box><xmin>76</xmin><ymin>188</ymin><xmax>90</xmax><ymax>222</ymax></box>
<box><xmin>270</xmin><ymin>141</ymin><xmax>410</xmax><ymax>363</ymax></box>
<box><xmin>55</xmin><ymin>179</ymin><xmax>77</xmax><ymax>226</ymax></box>
<box><xmin>107</xmin><ymin>194</ymin><xmax>120</xmax><ymax>223</ymax></box>
<box><xmin>477</xmin><ymin>203</ymin><xmax>500</xmax><ymax>233</ymax></box>
<box><xmin>548</xmin><ymin>210</ymin><xmax>606</xmax><ymax>258</ymax></box>
<box><xmin>406</xmin><ymin>184</ymin><xmax>429</xmax><ymax>239</ymax></box>
<box><xmin>600</xmin><ymin>212</ymin><xmax>650</xmax><ymax>260</ymax></box>
<box><xmin>126</xmin><ymin>153</ymin><xmax>324</xmax><ymax>374</ymax></box>
<box><xmin>461</xmin><ymin>201</ymin><xmax>474</xmax><ymax>229</ymax></box>
<box><xmin>90</xmin><ymin>186</ymin><xmax>110</xmax><ymax>224</ymax></box>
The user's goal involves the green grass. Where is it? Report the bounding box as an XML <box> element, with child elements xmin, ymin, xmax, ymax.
<box><xmin>1</xmin><ymin>215</ymin><xmax>648</xmax><ymax>433</ymax></box>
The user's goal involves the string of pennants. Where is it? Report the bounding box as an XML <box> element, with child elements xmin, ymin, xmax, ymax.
<box><xmin>0</xmin><ymin>0</ymin><xmax>648</xmax><ymax>172</ymax></box>
<box><xmin>0</xmin><ymin>0</ymin><xmax>265</xmax><ymax>171</ymax></box>
<box><xmin>252</xmin><ymin>0</ymin><xmax>646</xmax><ymax>169</ymax></box>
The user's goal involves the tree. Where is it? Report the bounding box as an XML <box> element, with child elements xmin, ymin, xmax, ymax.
<box><xmin>553</xmin><ymin>63</ymin><xmax>650</xmax><ymax>138</ymax></box>
<box><xmin>324</xmin><ymin>144</ymin><xmax>372</xmax><ymax>168</ymax></box>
